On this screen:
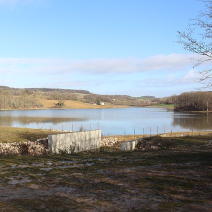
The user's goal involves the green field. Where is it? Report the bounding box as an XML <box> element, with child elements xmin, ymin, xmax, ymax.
<box><xmin>148</xmin><ymin>104</ymin><xmax>174</xmax><ymax>109</ymax></box>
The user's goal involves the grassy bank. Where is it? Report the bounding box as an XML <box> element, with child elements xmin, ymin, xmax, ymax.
<box><xmin>148</xmin><ymin>104</ymin><xmax>174</xmax><ymax>110</ymax></box>
<box><xmin>0</xmin><ymin>126</ymin><xmax>61</xmax><ymax>143</ymax></box>
<box><xmin>0</xmin><ymin>127</ymin><xmax>212</xmax><ymax>211</ymax></box>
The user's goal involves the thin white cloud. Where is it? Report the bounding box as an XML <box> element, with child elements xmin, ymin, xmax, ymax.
<box><xmin>162</xmin><ymin>69</ymin><xmax>201</xmax><ymax>85</ymax></box>
<box><xmin>60</xmin><ymin>54</ymin><xmax>197</xmax><ymax>74</ymax></box>
<box><xmin>44</xmin><ymin>80</ymin><xmax>106</xmax><ymax>89</ymax></box>
<box><xmin>181</xmin><ymin>69</ymin><xmax>201</xmax><ymax>83</ymax></box>
<box><xmin>0</xmin><ymin>54</ymin><xmax>205</xmax><ymax>95</ymax></box>
<box><xmin>0</xmin><ymin>55</ymin><xmax>204</xmax><ymax>97</ymax></box>
<box><xmin>0</xmin><ymin>54</ymin><xmax>202</xmax><ymax>76</ymax></box>
<box><xmin>133</xmin><ymin>69</ymin><xmax>201</xmax><ymax>88</ymax></box>
<box><xmin>137</xmin><ymin>54</ymin><xmax>196</xmax><ymax>71</ymax></box>
<box><xmin>165</xmin><ymin>74</ymin><xmax>175</xmax><ymax>83</ymax></box>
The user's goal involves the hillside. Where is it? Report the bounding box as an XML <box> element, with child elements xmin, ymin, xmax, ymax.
<box><xmin>0</xmin><ymin>86</ymin><xmax>160</xmax><ymax>110</ymax></box>
<box><xmin>39</xmin><ymin>98</ymin><xmax>129</xmax><ymax>109</ymax></box>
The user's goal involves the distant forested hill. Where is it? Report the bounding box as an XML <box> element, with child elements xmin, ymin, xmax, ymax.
<box><xmin>0</xmin><ymin>86</ymin><xmax>162</xmax><ymax>109</ymax></box>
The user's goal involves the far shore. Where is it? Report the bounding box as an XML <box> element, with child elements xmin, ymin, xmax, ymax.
<box><xmin>146</xmin><ymin>104</ymin><xmax>174</xmax><ymax>110</ymax></box>
<box><xmin>173</xmin><ymin>109</ymin><xmax>212</xmax><ymax>113</ymax></box>
<box><xmin>0</xmin><ymin>99</ymin><xmax>130</xmax><ymax>111</ymax></box>
<box><xmin>32</xmin><ymin>98</ymin><xmax>131</xmax><ymax>110</ymax></box>
<box><xmin>148</xmin><ymin>104</ymin><xmax>212</xmax><ymax>112</ymax></box>
<box><xmin>1</xmin><ymin>99</ymin><xmax>212</xmax><ymax>112</ymax></box>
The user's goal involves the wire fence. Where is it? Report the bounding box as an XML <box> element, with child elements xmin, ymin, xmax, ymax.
<box><xmin>1</xmin><ymin>122</ymin><xmax>212</xmax><ymax>143</ymax></box>
<box><xmin>47</xmin><ymin>123</ymin><xmax>212</xmax><ymax>137</ymax></box>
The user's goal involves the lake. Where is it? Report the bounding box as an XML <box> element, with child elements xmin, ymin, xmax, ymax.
<box><xmin>0</xmin><ymin>107</ymin><xmax>211</xmax><ymax>135</ymax></box>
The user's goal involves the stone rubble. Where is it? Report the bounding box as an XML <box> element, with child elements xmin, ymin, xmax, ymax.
<box><xmin>0</xmin><ymin>138</ymin><xmax>48</xmax><ymax>156</ymax></box>
<box><xmin>101</xmin><ymin>137</ymin><xmax>118</xmax><ymax>147</ymax></box>
<box><xmin>1</xmin><ymin>137</ymin><xmax>119</xmax><ymax>155</ymax></box>
<box><xmin>135</xmin><ymin>140</ymin><xmax>160</xmax><ymax>150</ymax></box>
<box><xmin>0</xmin><ymin>136</ymin><xmax>162</xmax><ymax>155</ymax></box>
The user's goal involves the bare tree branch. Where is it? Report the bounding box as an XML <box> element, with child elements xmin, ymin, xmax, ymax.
<box><xmin>177</xmin><ymin>0</ymin><xmax>212</xmax><ymax>88</ymax></box>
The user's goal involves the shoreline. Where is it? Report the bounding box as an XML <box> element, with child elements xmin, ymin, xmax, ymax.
<box><xmin>173</xmin><ymin>109</ymin><xmax>212</xmax><ymax>113</ymax></box>
<box><xmin>0</xmin><ymin>105</ymin><xmax>130</xmax><ymax>111</ymax></box>
<box><xmin>1</xmin><ymin>100</ymin><xmax>211</xmax><ymax>113</ymax></box>
<box><xmin>1</xmin><ymin>125</ymin><xmax>212</xmax><ymax>143</ymax></box>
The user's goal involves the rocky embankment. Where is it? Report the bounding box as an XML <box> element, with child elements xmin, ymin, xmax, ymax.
<box><xmin>101</xmin><ymin>137</ymin><xmax>118</xmax><ymax>146</ymax></box>
<box><xmin>0</xmin><ymin>138</ymin><xmax>48</xmax><ymax>156</ymax></box>
<box><xmin>101</xmin><ymin>137</ymin><xmax>161</xmax><ymax>150</ymax></box>
<box><xmin>136</xmin><ymin>139</ymin><xmax>160</xmax><ymax>150</ymax></box>
<box><xmin>1</xmin><ymin>137</ymin><xmax>119</xmax><ymax>156</ymax></box>
<box><xmin>0</xmin><ymin>136</ymin><xmax>162</xmax><ymax>156</ymax></box>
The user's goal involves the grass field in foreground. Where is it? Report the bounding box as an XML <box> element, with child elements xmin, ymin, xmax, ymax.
<box><xmin>0</xmin><ymin>134</ymin><xmax>211</xmax><ymax>211</ymax></box>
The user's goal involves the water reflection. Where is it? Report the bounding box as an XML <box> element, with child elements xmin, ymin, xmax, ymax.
<box><xmin>0</xmin><ymin>116</ymin><xmax>86</xmax><ymax>127</ymax></box>
<box><xmin>172</xmin><ymin>112</ymin><xmax>212</xmax><ymax>130</ymax></box>
<box><xmin>0</xmin><ymin>108</ymin><xmax>211</xmax><ymax>135</ymax></box>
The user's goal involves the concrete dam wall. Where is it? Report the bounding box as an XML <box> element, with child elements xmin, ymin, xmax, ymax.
<box><xmin>48</xmin><ymin>130</ymin><xmax>101</xmax><ymax>154</ymax></box>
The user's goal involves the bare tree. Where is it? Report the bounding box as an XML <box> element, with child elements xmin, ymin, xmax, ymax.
<box><xmin>177</xmin><ymin>0</ymin><xmax>212</xmax><ymax>87</ymax></box>
<box><xmin>174</xmin><ymin>91</ymin><xmax>212</xmax><ymax>111</ymax></box>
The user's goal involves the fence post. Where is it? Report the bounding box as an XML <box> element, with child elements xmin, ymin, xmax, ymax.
<box><xmin>134</xmin><ymin>129</ymin><xmax>135</xmax><ymax>140</ymax></box>
<box><xmin>124</xmin><ymin>131</ymin><xmax>126</xmax><ymax>142</ymax></box>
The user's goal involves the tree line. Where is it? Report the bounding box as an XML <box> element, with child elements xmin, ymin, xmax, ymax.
<box><xmin>0</xmin><ymin>92</ymin><xmax>42</xmax><ymax>110</ymax></box>
<box><xmin>174</xmin><ymin>91</ymin><xmax>212</xmax><ymax>111</ymax></box>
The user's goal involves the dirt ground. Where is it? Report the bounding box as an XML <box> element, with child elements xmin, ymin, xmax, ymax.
<box><xmin>0</xmin><ymin>136</ymin><xmax>212</xmax><ymax>211</ymax></box>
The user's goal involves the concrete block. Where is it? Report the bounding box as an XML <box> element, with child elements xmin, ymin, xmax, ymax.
<box><xmin>48</xmin><ymin>130</ymin><xmax>101</xmax><ymax>154</ymax></box>
<box><xmin>121</xmin><ymin>140</ymin><xmax>136</xmax><ymax>151</ymax></box>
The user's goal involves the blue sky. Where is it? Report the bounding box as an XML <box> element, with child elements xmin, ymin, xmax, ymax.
<box><xmin>0</xmin><ymin>0</ymin><xmax>207</xmax><ymax>97</ymax></box>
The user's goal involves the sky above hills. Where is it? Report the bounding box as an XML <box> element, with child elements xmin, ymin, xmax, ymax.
<box><xmin>0</xmin><ymin>0</ymin><xmax>207</xmax><ymax>97</ymax></box>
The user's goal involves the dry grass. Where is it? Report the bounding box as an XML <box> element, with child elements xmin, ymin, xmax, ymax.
<box><xmin>1</xmin><ymin>125</ymin><xmax>212</xmax><ymax>144</ymax></box>
<box><xmin>0</xmin><ymin>126</ymin><xmax>62</xmax><ymax>143</ymax></box>
<box><xmin>148</xmin><ymin>104</ymin><xmax>174</xmax><ymax>109</ymax></box>
<box><xmin>38</xmin><ymin>98</ymin><xmax>129</xmax><ymax>109</ymax></box>
<box><xmin>104</xmin><ymin>131</ymin><xmax>212</xmax><ymax>145</ymax></box>
<box><xmin>0</xmin><ymin>127</ymin><xmax>212</xmax><ymax>211</ymax></box>
<box><xmin>0</xmin><ymin>135</ymin><xmax>211</xmax><ymax>211</ymax></box>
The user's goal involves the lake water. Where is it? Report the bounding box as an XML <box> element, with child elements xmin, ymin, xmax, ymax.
<box><xmin>0</xmin><ymin>107</ymin><xmax>211</xmax><ymax>135</ymax></box>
